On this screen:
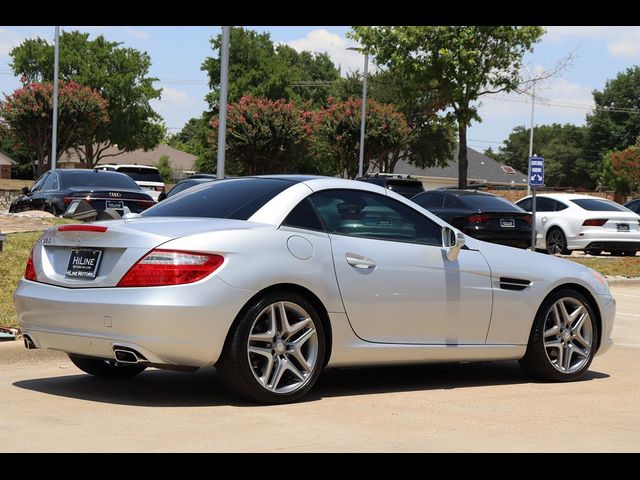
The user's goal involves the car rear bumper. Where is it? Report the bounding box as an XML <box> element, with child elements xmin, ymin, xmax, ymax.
<box><xmin>13</xmin><ymin>276</ymin><xmax>255</xmax><ymax>368</ymax></box>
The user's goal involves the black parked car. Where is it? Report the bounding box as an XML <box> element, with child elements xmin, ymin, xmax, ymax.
<box><xmin>624</xmin><ymin>198</ymin><xmax>640</xmax><ymax>214</ymax></box>
<box><xmin>9</xmin><ymin>169</ymin><xmax>155</xmax><ymax>217</ymax></box>
<box><xmin>411</xmin><ymin>189</ymin><xmax>532</xmax><ymax>249</ymax></box>
<box><xmin>356</xmin><ymin>174</ymin><xmax>425</xmax><ymax>199</ymax></box>
<box><xmin>158</xmin><ymin>175</ymin><xmax>218</xmax><ymax>201</ymax></box>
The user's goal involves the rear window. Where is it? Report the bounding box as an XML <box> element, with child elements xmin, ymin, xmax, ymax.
<box><xmin>142</xmin><ymin>177</ymin><xmax>294</xmax><ymax>220</ymax></box>
<box><xmin>571</xmin><ymin>198</ymin><xmax>627</xmax><ymax>212</ymax></box>
<box><xmin>458</xmin><ymin>194</ymin><xmax>523</xmax><ymax>212</ymax></box>
<box><xmin>61</xmin><ymin>171</ymin><xmax>140</xmax><ymax>189</ymax></box>
<box><xmin>114</xmin><ymin>167</ymin><xmax>163</xmax><ymax>183</ymax></box>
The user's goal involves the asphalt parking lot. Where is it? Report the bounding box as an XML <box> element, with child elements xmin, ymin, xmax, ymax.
<box><xmin>0</xmin><ymin>285</ymin><xmax>638</xmax><ymax>452</ymax></box>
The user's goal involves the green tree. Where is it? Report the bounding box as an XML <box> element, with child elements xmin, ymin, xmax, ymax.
<box><xmin>168</xmin><ymin>115</ymin><xmax>216</xmax><ymax>173</ymax></box>
<box><xmin>311</xmin><ymin>97</ymin><xmax>414</xmax><ymax>179</ymax></box>
<box><xmin>350</xmin><ymin>26</ymin><xmax>544</xmax><ymax>188</ymax></box>
<box><xmin>208</xmin><ymin>95</ymin><xmax>311</xmax><ymax>176</ymax></box>
<box><xmin>586</xmin><ymin>66</ymin><xmax>640</xmax><ymax>180</ymax></box>
<box><xmin>0</xmin><ymin>80</ymin><xmax>108</xmax><ymax>177</ymax></box>
<box><xmin>332</xmin><ymin>69</ymin><xmax>456</xmax><ymax>172</ymax></box>
<box><xmin>155</xmin><ymin>154</ymin><xmax>172</xmax><ymax>183</ymax></box>
<box><xmin>202</xmin><ymin>27</ymin><xmax>340</xmax><ymax>110</ymax></box>
<box><xmin>491</xmin><ymin>124</ymin><xmax>594</xmax><ymax>188</ymax></box>
<box><xmin>10</xmin><ymin>30</ymin><xmax>164</xmax><ymax>167</ymax></box>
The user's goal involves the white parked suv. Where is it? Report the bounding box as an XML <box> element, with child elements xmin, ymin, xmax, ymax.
<box><xmin>95</xmin><ymin>165</ymin><xmax>164</xmax><ymax>201</ymax></box>
<box><xmin>516</xmin><ymin>193</ymin><xmax>640</xmax><ymax>256</ymax></box>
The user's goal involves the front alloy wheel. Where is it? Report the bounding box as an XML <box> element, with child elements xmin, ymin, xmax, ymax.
<box><xmin>520</xmin><ymin>289</ymin><xmax>598</xmax><ymax>381</ymax></box>
<box><xmin>217</xmin><ymin>292</ymin><xmax>325</xmax><ymax>403</ymax></box>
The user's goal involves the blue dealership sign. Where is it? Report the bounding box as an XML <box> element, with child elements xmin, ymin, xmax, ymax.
<box><xmin>529</xmin><ymin>157</ymin><xmax>544</xmax><ymax>186</ymax></box>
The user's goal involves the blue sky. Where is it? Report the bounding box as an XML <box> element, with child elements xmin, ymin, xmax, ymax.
<box><xmin>2</xmin><ymin>26</ymin><xmax>640</xmax><ymax>154</ymax></box>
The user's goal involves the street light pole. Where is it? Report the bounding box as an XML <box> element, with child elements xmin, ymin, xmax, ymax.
<box><xmin>50</xmin><ymin>26</ymin><xmax>60</xmax><ymax>170</ymax></box>
<box><xmin>527</xmin><ymin>80</ymin><xmax>536</xmax><ymax>196</ymax></box>
<box><xmin>216</xmin><ymin>26</ymin><xmax>231</xmax><ymax>180</ymax></box>
<box><xmin>347</xmin><ymin>47</ymin><xmax>368</xmax><ymax>178</ymax></box>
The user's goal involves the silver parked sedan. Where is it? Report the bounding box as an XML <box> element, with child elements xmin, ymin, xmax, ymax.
<box><xmin>14</xmin><ymin>176</ymin><xmax>616</xmax><ymax>403</ymax></box>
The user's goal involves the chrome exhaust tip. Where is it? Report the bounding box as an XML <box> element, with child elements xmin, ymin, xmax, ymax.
<box><xmin>112</xmin><ymin>347</ymin><xmax>148</xmax><ymax>364</ymax></box>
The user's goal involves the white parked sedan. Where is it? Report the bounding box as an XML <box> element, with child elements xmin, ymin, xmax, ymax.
<box><xmin>14</xmin><ymin>177</ymin><xmax>615</xmax><ymax>403</ymax></box>
<box><xmin>516</xmin><ymin>193</ymin><xmax>640</xmax><ymax>256</ymax></box>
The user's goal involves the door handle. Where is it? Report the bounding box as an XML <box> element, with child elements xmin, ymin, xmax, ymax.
<box><xmin>346</xmin><ymin>253</ymin><xmax>376</xmax><ymax>269</ymax></box>
<box><xmin>541</xmin><ymin>217</ymin><xmax>548</xmax><ymax>222</ymax></box>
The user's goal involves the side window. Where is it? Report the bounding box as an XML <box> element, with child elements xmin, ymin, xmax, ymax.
<box><xmin>308</xmin><ymin>189</ymin><xmax>442</xmax><ymax>246</ymax></box>
<box><xmin>554</xmin><ymin>200</ymin><xmax>568</xmax><ymax>211</ymax></box>
<box><xmin>282</xmin><ymin>198</ymin><xmax>325</xmax><ymax>232</ymax></box>
<box><xmin>41</xmin><ymin>173</ymin><xmax>58</xmax><ymax>191</ymax></box>
<box><xmin>536</xmin><ymin>197</ymin><xmax>555</xmax><ymax>212</ymax></box>
<box><xmin>516</xmin><ymin>198</ymin><xmax>532</xmax><ymax>212</ymax></box>
<box><xmin>30</xmin><ymin>173</ymin><xmax>49</xmax><ymax>192</ymax></box>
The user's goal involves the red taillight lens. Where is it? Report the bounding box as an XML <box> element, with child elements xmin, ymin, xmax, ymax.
<box><xmin>24</xmin><ymin>247</ymin><xmax>36</xmax><ymax>281</ymax></box>
<box><xmin>58</xmin><ymin>225</ymin><xmax>108</xmax><ymax>232</ymax></box>
<box><xmin>117</xmin><ymin>249</ymin><xmax>224</xmax><ymax>287</ymax></box>
<box><xmin>582</xmin><ymin>219</ymin><xmax>608</xmax><ymax>227</ymax></box>
<box><xmin>468</xmin><ymin>214</ymin><xmax>490</xmax><ymax>223</ymax></box>
<box><xmin>155</xmin><ymin>186</ymin><xmax>165</xmax><ymax>192</ymax></box>
<box><xmin>523</xmin><ymin>215</ymin><xmax>533</xmax><ymax>225</ymax></box>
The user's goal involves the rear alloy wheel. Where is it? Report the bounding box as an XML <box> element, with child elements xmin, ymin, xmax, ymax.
<box><xmin>68</xmin><ymin>354</ymin><xmax>147</xmax><ymax>379</ymax></box>
<box><xmin>520</xmin><ymin>289</ymin><xmax>598</xmax><ymax>382</ymax></box>
<box><xmin>546</xmin><ymin>228</ymin><xmax>570</xmax><ymax>255</ymax></box>
<box><xmin>217</xmin><ymin>292</ymin><xmax>325</xmax><ymax>404</ymax></box>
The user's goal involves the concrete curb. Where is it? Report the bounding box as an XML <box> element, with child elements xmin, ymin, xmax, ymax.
<box><xmin>606</xmin><ymin>277</ymin><xmax>640</xmax><ymax>287</ymax></box>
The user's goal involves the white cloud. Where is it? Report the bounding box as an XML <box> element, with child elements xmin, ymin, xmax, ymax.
<box><xmin>126</xmin><ymin>27</ymin><xmax>150</xmax><ymax>40</ymax></box>
<box><xmin>284</xmin><ymin>29</ymin><xmax>372</xmax><ymax>75</ymax></box>
<box><xmin>151</xmin><ymin>87</ymin><xmax>197</xmax><ymax>116</ymax></box>
<box><xmin>545</xmin><ymin>26</ymin><xmax>640</xmax><ymax>58</ymax></box>
<box><xmin>0</xmin><ymin>28</ymin><xmax>25</xmax><ymax>56</ymax></box>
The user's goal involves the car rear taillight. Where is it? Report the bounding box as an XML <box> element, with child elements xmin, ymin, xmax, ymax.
<box><xmin>155</xmin><ymin>186</ymin><xmax>165</xmax><ymax>192</ymax></box>
<box><xmin>117</xmin><ymin>249</ymin><xmax>224</xmax><ymax>287</ymax></box>
<box><xmin>24</xmin><ymin>247</ymin><xmax>36</xmax><ymax>281</ymax></box>
<box><xmin>582</xmin><ymin>219</ymin><xmax>608</xmax><ymax>227</ymax></box>
<box><xmin>523</xmin><ymin>215</ymin><xmax>533</xmax><ymax>225</ymax></box>
<box><xmin>468</xmin><ymin>214</ymin><xmax>490</xmax><ymax>223</ymax></box>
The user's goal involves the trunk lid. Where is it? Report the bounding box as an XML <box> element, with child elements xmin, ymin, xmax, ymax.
<box><xmin>32</xmin><ymin>217</ymin><xmax>257</xmax><ymax>288</ymax></box>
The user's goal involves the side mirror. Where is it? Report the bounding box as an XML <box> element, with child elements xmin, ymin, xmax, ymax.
<box><xmin>21</xmin><ymin>187</ymin><xmax>29</xmax><ymax>195</ymax></box>
<box><xmin>442</xmin><ymin>226</ymin><xmax>465</xmax><ymax>262</ymax></box>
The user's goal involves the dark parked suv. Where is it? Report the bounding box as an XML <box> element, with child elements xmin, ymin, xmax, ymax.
<box><xmin>356</xmin><ymin>174</ymin><xmax>425</xmax><ymax>199</ymax></box>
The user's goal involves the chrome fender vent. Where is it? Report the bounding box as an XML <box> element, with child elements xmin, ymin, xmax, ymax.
<box><xmin>499</xmin><ymin>277</ymin><xmax>531</xmax><ymax>291</ymax></box>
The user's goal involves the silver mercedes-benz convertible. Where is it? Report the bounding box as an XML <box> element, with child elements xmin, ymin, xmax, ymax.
<box><xmin>14</xmin><ymin>176</ymin><xmax>615</xmax><ymax>403</ymax></box>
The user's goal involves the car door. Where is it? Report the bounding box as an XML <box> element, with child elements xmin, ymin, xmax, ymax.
<box><xmin>18</xmin><ymin>173</ymin><xmax>49</xmax><ymax>212</ymax></box>
<box><xmin>517</xmin><ymin>196</ymin><xmax>557</xmax><ymax>247</ymax></box>
<box><xmin>308</xmin><ymin>189</ymin><xmax>493</xmax><ymax>345</ymax></box>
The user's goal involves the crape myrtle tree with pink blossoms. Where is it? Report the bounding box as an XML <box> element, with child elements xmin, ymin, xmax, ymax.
<box><xmin>0</xmin><ymin>80</ymin><xmax>108</xmax><ymax>177</ymax></box>
<box><xmin>310</xmin><ymin>97</ymin><xmax>415</xmax><ymax>179</ymax></box>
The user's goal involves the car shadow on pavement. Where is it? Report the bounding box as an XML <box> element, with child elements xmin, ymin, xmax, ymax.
<box><xmin>13</xmin><ymin>360</ymin><xmax>609</xmax><ymax>407</ymax></box>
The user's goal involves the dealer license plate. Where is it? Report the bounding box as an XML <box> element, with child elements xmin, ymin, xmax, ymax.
<box><xmin>65</xmin><ymin>249</ymin><xmax>103</xmax><ymax>279</ymax></box>
<box><xmin>500</xmin><ymin>218</ymin><xmax>515</xmax><ymax>228</ymax></box>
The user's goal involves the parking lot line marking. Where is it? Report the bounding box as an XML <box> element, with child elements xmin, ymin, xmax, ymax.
<box><xmin>618</xmin><ymin>312</ymin><xmax>640</xmax><ymax>317</ymax></box>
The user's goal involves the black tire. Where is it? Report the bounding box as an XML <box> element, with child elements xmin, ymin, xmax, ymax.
<box><xmin>623</xmin><ymin>250</ymin><xmax>637</xmax><ymax>256</ymax></box>
<box><xmin>585</xmin><ymin>249</ymin><xmax>602</xmax><ymax>256</ymax></box>
<box><xmin>68</xmin><ymin>354</ymin><xmax>147</xmax><ymax>379</ymax></box>
<box><xmin>546</xmin><ymin>228</ymin><xmax>570</xmax><ymax>255</ymax></box>
<box><xmin>519</xmin><ymin>289</ymin><xmax>599</xmax><ymax>382</ymax></box>
<box><xmin>610</xmin><ymin>250</ymin><xmax>624</xmax><ymax>256</ymax></box>
<box><xmin>217</xmin><ymin>291</ymin><xmax>326</xmax><ymax>404</ymax></box>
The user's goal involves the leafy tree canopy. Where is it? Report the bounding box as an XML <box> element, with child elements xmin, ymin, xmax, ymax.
<box><xmin>10</xmin><ymin>30</ymin><xmax>164</xmax><ymax>167</ymax></box>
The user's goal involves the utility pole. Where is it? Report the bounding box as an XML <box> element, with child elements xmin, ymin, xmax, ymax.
<box><xmin>50</xmin><ymin>26</ymin><xmax>60</xmax><ymax>170</ymax></box>
<box><xmin>347</xmin><ymin>47</ymin><xmax>368</xmax><ymax>178</ymax></box>
<box><xmin>216</xmin><ymin>26</ymin><xmax>230</xmax><ymax>179</ymax></box>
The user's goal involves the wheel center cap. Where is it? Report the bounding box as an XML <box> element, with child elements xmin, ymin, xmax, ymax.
<box><xmin>562</xmin><ymin>330</ymin><xmax>571</xmax><ymax>341</ymax></box>
<box><xmin>275</xmin><ymin>340</ymin><xmax>286</xmax><ymax>354</ymax></box>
